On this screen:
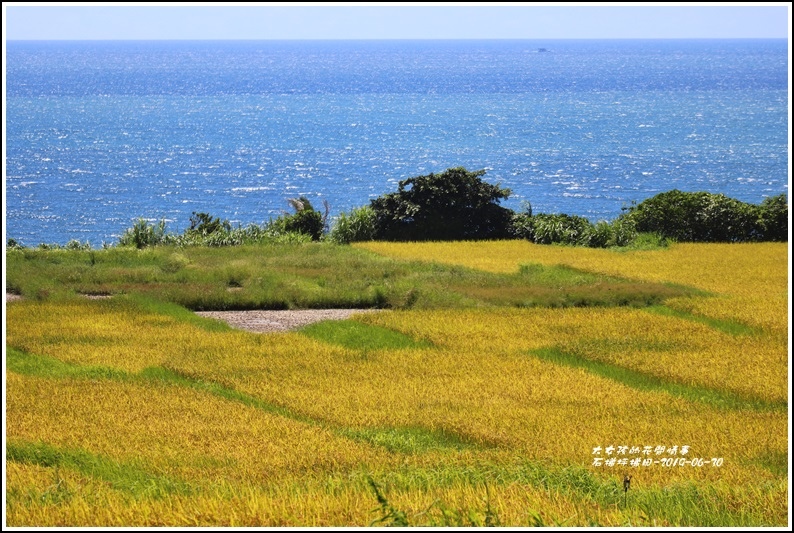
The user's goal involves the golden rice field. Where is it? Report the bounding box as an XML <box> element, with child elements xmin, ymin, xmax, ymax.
<box><xmin>5</xmin><ymin>241</ymin><xmax>790</xmax><ymax>527</ymax></box>
<box><xmin>357</xmin><ymin>241</ymin><xmax>789</xmax><ymax>336</ymax></box>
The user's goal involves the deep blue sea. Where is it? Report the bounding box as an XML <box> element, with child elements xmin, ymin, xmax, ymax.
<box><xmin>5</xmin><ymin>40</ymin><xmax>789</xmax><ymax>246</ymax></box>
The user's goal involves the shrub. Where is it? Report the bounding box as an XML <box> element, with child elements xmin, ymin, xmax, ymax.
<box><xmin>608</xmin><ymin>215</ymin><xmax>639</xmax><ymax>247</ymax></box>
<box><xmin>530</xmin><ymin>213</ymin><xmax>594</xmax><ymax>246</ymax></box>
<box><xmin>118</xmin><ymin>218</ymin><xmax>170</xmax><ymax>248</ymax></box>
<box><xmin>328</xmin><ymin>206</ymin><xmax>377</xmax><ymax>244</ymax></box>
<box><xmin>623</xmin><ymin>190</ymin><xmax>770</xmax><ymax>242</ymax></box>
<box><xmin>187</xmin><ymin>212</ymin><xmax>231</xmax><ymax>236</ymax></box>
<box><xmin>509</xmin><ymin>203</ymin><xmax>535</xmax><ymax>240</ymax></box>
<box><xmin>510</xmin><ymin>213</ymin><xmax>534</xmax><ymax>240</ymax></box>
<box><xmin>583</xmin><ymin>221</ymin><xmax>613</xmax><ymax>248</ymax></box>
<box><xmin>697</xmin><ymin>193</ymin><xmax>761</xmax><ymax>242</ymax></box>
<box><xmin>268</xmin><ymin>197</ymin><xmax>327</xmax><ymax>241</ymax></box>
<box><xmin>7</xmin><ymin>238</ymin><xmax>25</xmax><ymax>250</ymax></box>
<box><xmin>758</xmin><ymin>194</ymin><xmax>788</xmax><ymax>241</ymax></box>
<box><xmin>65</xmin><ymin>239</ymin><xmax>91</xmax><ymax>251</ymax></box>
<box><xmin>513</xmin><ymin>212</ymin><xmax>640</xmax><ymax>248</ymax></box>
<box><xmin>369</xmin><ymin>167</ymin><xmax>514</xmax><ymax>241</ymax></box>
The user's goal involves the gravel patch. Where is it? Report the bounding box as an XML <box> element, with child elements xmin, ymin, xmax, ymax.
<box><xmin>195</xmin><ymin>309</ymin><xmax>383</xmax><ymax>333</ymax></box>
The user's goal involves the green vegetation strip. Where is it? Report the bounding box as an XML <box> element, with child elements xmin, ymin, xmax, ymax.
<box><xmin>6</xmin><ymin>440</ymin><xmax>193</xmax><ymax>500</ymax></box>
<box><xmin>529</xmin><ymin>347</ymin><xmax>785</xmax><ymax>412</ymax></box>
<box><xmin>6</xmin><ymin>244</ymin><xmax>697</xmax><ymax>311</ymax></box>
<box><xmin>7</xmin><ymin>347</ymin><xmax>483</xmax><ymax>455</ymax></box>
<box><xmin>116</xmin><ymin>294</ymin><xmax>234</xmax><ymax>332</ymax></box>
<box><xmin>6</xmin><ymin>347</ymin><xmax>128</xmax><ymax>381</ymax></box>
<box><xmin>143</xmin><ymin>367</ymin><xmax>487</xmax><ymax>454</ymax></box>
<box><xmin>644</xmin><ymin>305</ymin><xmax>759</xmax><ymax>336</ymax></box>
<box><xmin>298</xmin><ymin>320</ymin><xmax>433</xmax><ymax>351</ymax></box>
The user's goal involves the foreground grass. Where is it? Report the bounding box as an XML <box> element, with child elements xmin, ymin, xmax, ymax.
<box><xmin>5</xmin><ymin>241</ymin><xmax>789</xmax><ymax>526</ymax></box>
<box><xmin>8</xmin><ymin>449</ymin><xmax>786</xmax><ymax>527</ymax></box>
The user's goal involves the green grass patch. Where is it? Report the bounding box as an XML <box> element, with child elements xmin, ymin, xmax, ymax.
<box><xmin>6</xmin><ymin>440</ymin><xmax>193</xmax><ymax>499</ymax></box>
<box><xmin>645</xmin><ymin>305</ymin><xmax>759</xmax><ymax>336</ymax></box>
<box><xmin>611</xmin><ymin>232</ymin><xmax>671</xmax><ymax>252</ymax></box>
<box><xmin>529</xmin><ymin>347</ymin><xmax>785</xmax><ymax>412</ymax></box>
<box><xmin>137</xmin><ymin>366</ymin><xmax>314</xmax><ymax>425</ymax></box>
<box><xmin>108</xmin><ymin>294</ymin><xmax>234</xmax><ymax>333</ymax></box>
<box><xmin>299</xmin><ymin>320</ymin><xmax>433</xmax><ymax>351</ymax></box>
<box><xmin>7</xmin><ymin>243</ymin><xmax>698</xmax><ymax>311</ymax></box>
<box><xmin>141</xmin><ymin>367</ymin><xmax>487</xmax><ymax>453</ymax></box>
<box><xmin>6</xmin><ymin>347</ymin><xmax>128</xmax><ymax>381</ymax></box>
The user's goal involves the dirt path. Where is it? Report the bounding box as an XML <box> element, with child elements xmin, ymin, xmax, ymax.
<box><xmin>194</xmin><ymin>309</ymin><xmax>382</xmax><ymax>333</ymax></box>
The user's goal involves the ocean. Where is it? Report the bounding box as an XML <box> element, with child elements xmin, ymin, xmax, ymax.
<box><xmin>5</xmin><ymin>39</ymin><xmax>789</xmax><ymax>246</ymax></box>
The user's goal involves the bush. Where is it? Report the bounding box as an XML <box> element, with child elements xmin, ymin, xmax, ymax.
<box><xmin>187</xmin><ymin>212</ymin><xmax>231</xmax><ymax>236</ymax></box>
<box><xmin>118</xmin><ymin>218</ymin><xmax>170</xmax><ymax>248</ymax></box>
<box><xmin>328</xmin><ymin>206</ymin><xmax>377</xmax><ymax>244</ymax></box>
<box><xmin>530</xmin><ymin>213</ymin><xmax>594</xmax><ymax>246</ymax></box>
<box><xmin>65</xmin><ymin>239</ymin><xmax>91</xmax><ymax>251</ymax></box>
<box><xmin>608</xmin><ymin>215</ymin><xmax>639</xmax><ymax>247</ymax></box>
<box><xmin>758</xmin><ymin>194</ymin><xmax>788</xmax><ymax>241</ymax></box>
<box><xmin>509</xmin><ymin>213</ymin><xmax>534</xmax><ymax>240</ymax></box>
<box><xmin>623</xmin><ymin>190</ymin><xmax>769</xmax><ymax>242</ymax></box>
<box><xmin>509</xmin><ymin>203</ymin><xmax>534</xmax><ymax>240</ymax></box>
<box><xmin>7</xmin><ymin>238</ymin><xmax>25</xmax><ymax>250</ymax></box>
<box><xmin>268</xmin><ymin>197</ymin><xmax>326</xmax><ymax>241</ymax></box>
<box><xmin>583</xmin><ymin>221</ymin><xmax>613</xmax><ymax>248</ymax></box>
<box><xmin>369</xmin><ymin>167</ymin><xmax>514</xmax><ymax>241</ymax></box>
<box><xmin>512</xmin><ymin>209</ymin><xmax>640</xmax><ymax>248</ymax></box>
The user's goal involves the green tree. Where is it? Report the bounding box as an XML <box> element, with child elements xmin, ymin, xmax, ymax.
<box><xmin>758</xmin><ymin>193</ymin><xmax>788</xmax><ymax>241</ymax></box>
<box><xmin>369</xmin><ymin>167</ymin><xmax>514</xmax><ymax>241</ymax></box>
<box><xmin>624</xmin><ymin>190</ymin><xmax>770</xmax><ymax>242</ymax></box>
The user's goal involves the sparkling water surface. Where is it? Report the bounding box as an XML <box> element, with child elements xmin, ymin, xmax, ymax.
<box><xmin>6</xmin><ymin>40</ymin><xmax>788</xmax><ymax>246</ymax></box>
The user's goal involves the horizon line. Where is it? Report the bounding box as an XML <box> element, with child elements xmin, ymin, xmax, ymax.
<box><xmin>7</xmin><ymin>36</ymin><xmax>788</xmax><ymax>42</ymax></box>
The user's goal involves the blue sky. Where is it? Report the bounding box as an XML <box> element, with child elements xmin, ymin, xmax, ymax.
<box><xmin>3</xmin><ymin>3</ymin><xmax>791</xmax><ymax>40</ymax></box>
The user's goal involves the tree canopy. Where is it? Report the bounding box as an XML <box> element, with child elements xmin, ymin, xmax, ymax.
<box><xmin>369</xmin><ymin>167</ymin><xmax>514</xmax><ymax>241</ymax></box>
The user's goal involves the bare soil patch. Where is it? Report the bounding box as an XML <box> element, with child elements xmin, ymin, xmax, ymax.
<box><xmin>195</xmin><ymin>309</ymin><xmax>383</xmax><ymax>333</ymax></box>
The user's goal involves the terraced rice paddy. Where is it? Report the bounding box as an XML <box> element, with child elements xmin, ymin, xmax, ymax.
<box><xmin>5</xmin><ymin>241</ymin><xmax>789</xmax><ymax>526</ymax></box>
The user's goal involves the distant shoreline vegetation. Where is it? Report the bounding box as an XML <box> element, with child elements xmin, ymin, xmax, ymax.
<box><xmin>6</xmin><ymin>167</ymin><xmax>787</xmax><ymax>251</ymax></box>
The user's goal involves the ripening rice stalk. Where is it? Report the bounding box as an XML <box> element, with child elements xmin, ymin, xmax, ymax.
<box><xmin>6</xmin><ymin>242</ymin><xmax>787</xmax><ymax>526</ymax></box>
<box><xmin>355</xmin><ymin>241</ymin><xmax>787</xmax><ymax>334</ymax></box>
